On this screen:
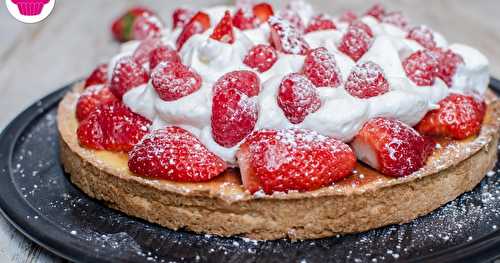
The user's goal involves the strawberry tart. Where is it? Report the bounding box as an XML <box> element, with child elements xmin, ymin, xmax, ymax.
<box><xmin>58</xmin><ymin>1</ymin><xmax>500</xmax><ymax>240</ymax></box>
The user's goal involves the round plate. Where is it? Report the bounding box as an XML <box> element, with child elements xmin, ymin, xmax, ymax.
<box><xmin>0</xmin><ymin>79</ymin><xmax>500</xmax><ymax>263</ymax></box>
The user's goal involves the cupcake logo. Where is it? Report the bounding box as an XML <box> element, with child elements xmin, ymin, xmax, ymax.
<box><xmin>5</xmin><ymin>0</ymin><xmax>55</xmax><ymax>23</ymax></box>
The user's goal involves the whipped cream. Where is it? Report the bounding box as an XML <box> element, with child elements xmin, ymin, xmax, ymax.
<box><xmin>116</xmin><ymin>5</ymin><xmax>490</xmax><ymax>164</ymax></box>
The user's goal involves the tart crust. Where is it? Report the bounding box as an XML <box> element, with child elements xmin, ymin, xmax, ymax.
<box><xmin>58</xmin><ymin>83</ymin><xmax>500</xmax><ymax>240</ymax></box>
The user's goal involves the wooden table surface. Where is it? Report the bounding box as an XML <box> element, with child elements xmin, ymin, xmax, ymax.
<box><xmin>0</xmin><ymin>0</ymin><xmax>499</xmax><ymax>262</ymax></box>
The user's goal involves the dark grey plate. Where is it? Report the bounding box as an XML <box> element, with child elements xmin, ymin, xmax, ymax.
<box><xmin>0</xmin><ymin>79</ymin><xmax>500</xmax><ymax>263</ymax></box>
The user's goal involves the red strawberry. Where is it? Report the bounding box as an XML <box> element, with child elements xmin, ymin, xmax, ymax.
<box><xmin>76</xmin><ymin>85</ymin><xmax>118</xmax><ymax>122</ymax></box>
<box><xmin>133</xmin><ymin>37</ymin><xmax>162</xmax><ymax>66</ymax></box>
<box><xmin>303</xmin><ymin>47</ymin><xmax>342</xmax><ymax>88</ymax></box>
<box><xmin>403</xmin><ymin>50</ymin><xmax>439</xmax><ymax>86</ymax></box>
<box><xmin>253</xmin><ymin>3</ymin><xmax>274</xmax><ymax>23</ymax></box>
<box><xmin>339</xmin><ymin>10</ymin><xmax>358</xmax><ymax>23</ymax></box>
<box><xmin>352</xmin><ymin>117</ymin><xmax>435</xmax><ymax>177</ymax></box>
<box><xmin>111</xmin><ymin>7</ymin><xmax>154</xmax><ymax>42</ymax></box>
<box><xmin>407</xmin><ymin>25</ymin><xmax>436</xmax><ymax>49</ymax></box>
<box><xmin>77</xmin><ymin>102</ymin><xmax>151</xmax><ymax>152</ymax></box>
<box><xmin>243</xmin><ymin>44</ymin><xmax>278</xmax><ymax>73</ymax></box>
<box><xmin>131</xmin><ymin>13</ymin><xmax>164</xmax><ymax>41</ymax></box>
<box><xmin>109</xmin><ymin>56</ymin><xmax>149</xmax><ymax>99</ymax></box>
<box><xmin>345</xmin><ymin>61</ymin><xmax>389</xmax><ymax>99</ymax></box>
<box><xmin>364</xmin><ymin>3</ymin><xmax>386</xmax><ymax>21</ymax></box>
<box><xmin>84</xmin><ymin>63</ymin><xmax>108</xmax><ymax>89</ymax></box>
<box><xmin>277</xmin><ymin>73</ymin><xmax>321</xmax><ymax>124</ymax></box>
<box><xmin>149</xmin><ymin>44</ymin><xmax>182</xmax><ymax>71</ymax></box>
<box><xmin>381</xmin><ymin>11</ymin><xmax>408</xmax><ymax>30</ymax></box>
<box><xmin>176</xmin><ymin>11</ymin><xmax>211</xmax><ymax>50</ymax></box>
<box><xmin>211</xmin><ymin>85</ymin><xmax>258</xmax><ymax>148</ymax></box>
<box><xmin>305</xmin><ymin>14</ymin><xmax>336</xmax><ymax>33</ymax></box>
<box><xmin>416</xmin><ymin>94</ymin><xmax>486</xmax><ymax>140</ymax></box>
<box><xmin>338</xmin><ymin>22</ymin><xmax>373</xmax><ymax>61</ymax></box>
<box><xmin>213</xmin><ymin>70</ymin><xmax>260</xmax><ymax>97</ymax></box>
<box><xmin>233</xmin><ymin>8</ymin><xmax>259</xmax><ymax>30</ymax></box>
<box><xmin>278</xmin><ymin>10</ymin><xmax>305</xmax><ymax>32</ymax></box>
<box><xmin>172</xmin><ymin>8</ymin><xmax>195</xmax><ymax>29</ymax></box>
<box><xmin>429</xmin><ymin>48</ymin><xmax>464</xmax><ymax>87</ymax></box>
<box><xmin>151</xmin><ymin>62</ymin><xmax>202</xmax><ymax>101</ymax></box>
<box><xmin>210</xmin><ymin>11</ymin><xmax>235</xmax><ymax>44</ymax></box>
<box><xmin>237</xmin><ymin>129</ymin><xmax>356</xmax><ymax>194</ymax></box>
<box><xmin>350</xmin><ymin>20</ymin><xmax>374</xmax><ymax>37</ymax></box>
<box><xmin>269</xmin><ymin>16</ymin><xmax>310</xmax><ymax>55</ymax></box>
<box><xmin>128</xmin><ymin>127</ymin><xmax>227</xmax><ymax>182</ymax></box>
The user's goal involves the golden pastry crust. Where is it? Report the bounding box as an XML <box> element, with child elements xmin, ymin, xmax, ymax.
<box><xmin>58</xmin><ymin>83</ymin><xmax>500</xmax><ymax>240</ymax></box>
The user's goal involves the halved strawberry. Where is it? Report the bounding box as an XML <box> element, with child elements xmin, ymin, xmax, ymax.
<box><xmin>403</xmin><ymin>50</ymin><xmax>439</xmax><ymax>86</ymax></box>
<box><xmin>339</xmin><ymin>10</ymin><xmax>358</xmax><ymax>23</ymax></box>
<box><xmin>277</xmin><ymin>73</ymin><xmax>321</xmax><ymax>124</ymax></box>
<box><xmin>131</xmin><ymin>13</ymin><xmax>164</xmax><ymax>41</ymax></box>
<box><xmin>364</xmin><ymin>3</ymin><xmax>386</xmax><ymax>21</ymax></box>
<box><xmin>345</xmin><ymin>61</ymin><xmax>389</xmax><ymax>98</ymax></box>
<box><xmin>338</xmin><ymin>22</ymin><xmax>373</xmax><ymax>61</ymax></box>
<box><xmin>210</xmin><ymin>11</ymin><xmax>235</xmax><ymax>44</ymax></box>
<box><xmin>151</xmin><ymin>62</ymin><xmax>202</xmax><ymax>101</ymax></box>
<box><xmin>243</xmin><ymin>44</ymin><xmax>278</xmax><ymax>73</ymax></box>
<box><xmin>268</xmin><ymin>16</ymin><xmax>310</xmax><ymax>55</ymax></box>
<box><xmin>407</xmin><ymin>25</ymin><xmax>436</xmax><ymax>49</ymax></box>
<box><xmin>76</xmin><ymin>85</ymin><xmax>118</xmax><ymax>122</ymax></box>
<box><xmin>213</xmin><ymin>70</ymin><xmax>260</xmax><ymax>97</ymax></box>
<box><xmin>128</xmin><ymin>126</ymin><xmax>227</xmax><ymax>182</ymax></box>
<box><xmin>252</xmin><ymin>3</ymin><xmax>274</xmax><ymax>23</ymax></box>
<box><xmin>109</xmin><ymin>56</ymin><xmax>149</xmax><ymax>99</ymax></box>
<box><xmin>176</xmin><ymin>11</ymin><xmax>211</xmax><ymax>50</ymax></box>
<box><xmin>172</xmin><ymin>8</ymin><xmax>195</xmax><ymax>29</ymax></box>
<box><xmin>84</xmin><ymin>63</ymin><xmax>108</xmax><ymax>89</ymax></box>
<box><xmin>429</xmin><ymin>48</ymin><xmax>464</xmax><ymax>87</ymax></box>
<box><xmin>111</xmin><ymin>7</ymin><xmax>154</xmax><ymax>42</ymax></box>
<box><xmin>237</xmin><ymin>129</ymin><xmax>356</xmax><ymax>194</ymax></box>
<box><xmin>303</xmin><ymin>47</ymin><xmax>342</xmax><ymax>87</ymax></box>
<box><xmin>211</xmin><ymin>82</ymin><xmax>259</xmax><ymax>148</ymax></box>
<box><xmin>416</xmin><ymin>94</ymin><xmax>486</xmax><ymax>140</ymax></box>
<box><xmin>233</xmin><ymin>8</ymin><xmax>259</xmax><ymax>30</ymax></box>
<box><xmin>381</xmin><ymin>11</ymin><xmax>408</xmax><ymax>30</ymax></box>
<box><xmin>77</xmin><ymin>102</ymin><xmax>151</xmax><ymax>152</ymax></box>
<box><xmin>149</xmin><ymin>44</ymin><xmax>182</xmax><ymax>71</ymax></box>
<box><xmin>305</xmin><ymin>14</ymin><xmax>336</xmax><ymax>33</ymax></box>
<box><xmin>352</xmin><ymin>117</ymin><xmax>435</xmax><ymax>177</ymax></box>
<box><xmin>133</xmin><ymin>37</ymin><xmax>162</xmax><ymax>67</ymax></box>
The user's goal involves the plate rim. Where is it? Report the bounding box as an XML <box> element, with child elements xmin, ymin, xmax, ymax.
<box><xmin>0</xmin><ymin>79</ymin><xmax>499</xmax><ymax>263</ymax></box>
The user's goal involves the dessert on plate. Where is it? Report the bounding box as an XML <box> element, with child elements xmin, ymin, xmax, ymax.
<box><xmin>58</xmin><ymin>1</ymin><xmax>499</xmax><ymax>240</ymax></box>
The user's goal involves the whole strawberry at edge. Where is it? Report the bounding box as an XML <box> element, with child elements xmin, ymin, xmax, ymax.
<box><xmin>111</xmin><ymin>7</ymin><xmax>155</xmax><ymax>42</ymax></box>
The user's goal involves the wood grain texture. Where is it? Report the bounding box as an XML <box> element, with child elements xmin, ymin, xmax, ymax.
<box><xmin>0</xmin><ymin>0</ymin><xmax>499</xmax><ymax>261</ymax></box>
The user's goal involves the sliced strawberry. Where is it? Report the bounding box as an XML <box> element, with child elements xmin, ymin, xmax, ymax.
<box><xmin>131</xmin><ymin>13</ymin><xmax>164</xmax><ymax>41</ymax></box>
<box><xmin>305</xmin><ymin>14</ymin><xmax>336</xmax><ymax>33</ymax></box>
<box><xmin>128</xmin><ymin>127</ymin><xmax>227</xmax><ymax>182</ymax></box>
<box><xmin>233</xmin><ymin>8</ymin><xmax>259</xmax><ymax>30</ymax></box>
<box><xmin>429</xmin><ymin>48</ymin><xmax>465</xmax><ymax>87</ymax></box>
<box><xmin>210</xmin><ymin>11</ymin><xmax>235</xmax><ymax>44</ymax></box>
<box><xmin>338</xmin><ymin>22</ymin><xmax>373</xmax><ymax>61</ymax></box>
<box><xmin>133</xmin><ymin>37</ymin><xmax>162</xmax><ymax>67</ymax></box>
<box><xmin>416</xmin><ymin>94</ymin><xmax>486</xmax><ymax>140</ymax></box>
<box><xmin>345</xmin><ymin>61</ymin><xmax>389</xmax><ymax>99</ymax></box>
<box><xmin>364</xmin><ymin>3</ymin><xmax>386</xmax><ymax>21</ymax></box>
<box><xmin>352</xmin><ymin>117</ymin><xmax>435</xmax><ymax>177</ymax></box>
<box><xmin>403</xmin><ymin>50</ymin><xmax>439</xmax><ymax>86</ymax></box>
<box><xmin>77</xmin><ymin>102</ymin><xmax>151</xmax><ymax>152</ymax></box>
<box><xmin>277</xmin><ymin>73</ymin><xmax>321</xmax><ymax>124</ymax></box>
<box><xmin>237</xmin><ymin>129</ymin><xmax>356</xmax><ymax>194</ymax></box>
<box><xmin>252</xmin><ymin>3</ymin><xmax>274</xmax><ymax>23</ymax></box>
<box><xmin>149</xmin><ymin>44</ymin><xmax>182</xmax><ymax>71</ymax></box>
<box><xmin>303</xmin><ymin>47</ymin><xmax>342</xmax><ymax>88</ymax></box>
<box><xmin>339</xmin><ymin>10</ymin><xmax>358</xmax><ymax>23</ymax></box>
<box><xmin>111</xmin><ymin>7</ymin><xmax>154</xmax><ymax>42</ymax></box>
<box><xmin>84</xmin><ymin>63</ymin><xmax>108</xmax><ymax>89</ymax></box>
<box><xmin>211</xmin><ymin>86</ymin><xmax>258</xmax><ymax>148</ymax></box>
<box><xmin>151</xmin><ymin>62</ymin><xmax>202</xmax><ymax>101</ymax></box>
<box><xmin>172</xmin><ymin>8</ymin><xmax>195</xmax><ymax>29</ymax></box>
<box><xmin>213</xmin><ymin>70</ymin><xmax>260</xmax><ymax>97</ymax></box>
<box><xmin>381</xmin><ymin>11</ymin><xmax>408</xmax><ymax>30</ymax></box>
<box><xmin>243</xmin><ymin>44</ymin><xmax>278</xmax><ymax>73</ymax></box>
<box><xmin>76</xmin><ymin>85</ymin><xmax>118</xmax><ymax>122</ymax></box>
<box><xmin>176</xmin><ymin>11</ymin><xmax>211</xmax><ymax>50</ymax></box>
<box><xmin>109</xmin><ymin>56</ymin><xmax>149</xmax><ymax>100</ymax></box>
<box><xmin>407</xmin><ymin>25</ymin><xmax>436</xmax><ymax>49</ymax></box>
<box><xmin>268</xmin><ymin>16</ymin><xmax>310</xmax><ymax>55</ymax></box>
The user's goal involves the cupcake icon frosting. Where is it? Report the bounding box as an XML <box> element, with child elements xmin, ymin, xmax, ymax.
<box><xmin>11</xmin><ymin>0</ymin><xmax>50</xmax><ymax>16</ymax></box>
